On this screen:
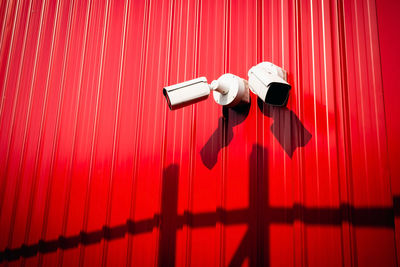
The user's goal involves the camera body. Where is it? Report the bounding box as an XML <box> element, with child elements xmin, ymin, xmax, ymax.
<box><xmin>163</xmin><ymin>77</ymin><xmax>210</xmax><ymax>110</ymax></box>
<box><xmin>248</xmin><ymin>62</ymin><xmax>291</xmax><ymax>106</ymax></box>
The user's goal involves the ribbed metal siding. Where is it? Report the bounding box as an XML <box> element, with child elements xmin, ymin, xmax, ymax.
<box><xmin>0</xmin><ymin>0</ymin><xmax>397</xmax><ymax>266</ymax></box>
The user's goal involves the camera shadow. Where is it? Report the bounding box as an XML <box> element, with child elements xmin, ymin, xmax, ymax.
<box><xmin>200</xmin><ymin>96</ymin><xmax>312</xmax><ymax>169</ymax></box>
<box><xmin>200</xmin><ymin>102</ymin><xmax>251</xmax><ymax>169</ymax></box>
<box><xmin>257</xmin><ymin>98</ymin><xmax>312</xmax><ymax>158</ymax></box>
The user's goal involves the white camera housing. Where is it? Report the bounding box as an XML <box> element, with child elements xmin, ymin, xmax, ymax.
<box><xmin>248</xmin><ymin>62</ymin><xmax>291</xmax><ymax>106</ymax></box>
<box><xmin>163</xmin><ymin>74</ymin><xmax>249</xmax><ymax>110</ymax></box>
<box><xmin>163</xmin><ymin>77</ymin><xmax>210</xmax><ymax>110</ymax></box>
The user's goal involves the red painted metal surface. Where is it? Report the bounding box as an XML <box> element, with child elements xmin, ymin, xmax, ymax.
<box><xmin>0</xmin><ymin>0</ymin><xmax>398</xmax><ymax>266</ymax></box>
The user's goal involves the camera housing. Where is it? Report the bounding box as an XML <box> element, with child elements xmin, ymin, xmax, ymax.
<box><xmin>163</xmin><ymin>77</ymin><xmax>210</xmax><ymax>110</ymax></box>
<box><xmin>248</xmin><ymin>62</ymin><xmax>291</xmax><ymax>106</ymax></box>
<box><xmin>163</xmin><ymin>74</ymin><xmax>249</xmax><ymax>110</ymax></box>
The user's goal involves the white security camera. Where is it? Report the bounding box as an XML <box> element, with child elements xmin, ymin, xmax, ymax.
<box><xmin>163</xmin><ymin>74</ymin><xmax>249</xmax><ymax>110</ymax></box>
<box><xmin>163</xmin><ymin>77</ymin><xmax>210</xmax><ymax>110</ymax></box>
<box><xmin>248</xmin><ymin>62</ymin><xmax>291</xmax><ymax>106</ymax></box>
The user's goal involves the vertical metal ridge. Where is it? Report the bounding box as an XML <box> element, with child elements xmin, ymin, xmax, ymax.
<box><xmin>178</xmin><ymin>0</ymin><xmax>188</xmax><ymax>165</ymax></box>
<box><xmin>157</xmin><ymin>0</ymin><xmax>170</xmax><ymax>263</ymax></box>
<box><xmin>56</xmin><ymin>0</ymin><xmax>91</xmax><ymax>264</ymax></box>
<box><xmin>330</xmin><ymin>1</ymin><xmax>348</xmax><ymax>265</ymax></box>
<box><xmin>336</xmin><ymin>0</ymin><xmax>357</xmax><ymax>265</ymax></box>
<box><xmin>271</xmin><ymin>0</ymin><xmax>276</xmax><ymax>174</ymax></box>
<box><xmin>281</xmin><ymin>0</ymin><xmax>287</xmax><ymax>196</ymax></box>
<box><xmin>0</xmin><ymin>0</ymin><xmax>22</xmax><ymax>219</ymax></box>
<box><xmin>127</xmin><ymin>0</ymin><xmax>151</xmax><ymax>264</ymax></box>
<box><xmin>175</xmin><ymin>0</ymin><xmax>185</xmax><ymax>165</ymax></box>
<box><xmin>353</xmin><ymin>0</ymin><xmax>369</xmax><ymax>181</ymax></box>
<box><xmin>0</xmin><ymin>0</ymin><xmax>12</xmax><ymax>107</ymax></box>
<box><xmin>281</xmin><ymin>0</ymin><xmax>285</xmax><ymax>65</ymax></box>
<box><xmin>219</xmin><ymin>0</ymin><xmax>231</xmax><ymax>266</ymax></box>
<box><xmin>166</xmin><ymin>0</ymin><xmax>177</xmax><ymax>166</ymax></box>
<box><xmin>365</xmin><ymin>0</ymin><xmax>384</xmax><ymax>179</ymax></box>
<box><xmin>157</xmin><ymin>0</ymin><xmax>175</xmax><ymax>265</ymax></box>
<box><xmin>224</xmin><ymin>0</ymin><xmax>230</xmax><ymax>73</ymax></box>
<box><xmin>371</xmin><ymin>0</ymin><xmax>398</xmax><ymax>261</ymax></box>
<box><xmin>271</xmin><ymin>0</ymin><xmax>274</xmax><ymax>62</ymax></box>
<box><xmin>6</xmin><ymin>0</ymin><xmax>46</xmax><ymax>249</ymax></box>
<box><xmin>358</xmin><ymin>0</ymin><xmax>376</xmax><ymax>177</ymax></box>
<box><xmin>373</xmin><ymin>12</ymin><xmax>399</xmax><ymax>263</ymax></box>
<box><xmin>305</xmin><ymin>1</ymin><xmax>317</xmax><ymax>265</ymax></box>
<box><xmin>310</xmin><ymin>0</ymin><xmax>320</xmax><ymax>193</ymax></box>
<box><xmin>256</xmin><ymin>0</ymin><xmax>262</xmax><ymax>149</ymax></box>
<box><xmin>101</xmin><ymin>0</ymin><xmax>130</xmax><ymax>266</ymax></box>
<box><xmin>368</xmin><ymin>0</ymin><xmax>397</xmax><ymax>264</ymax></box>
<box><xmin>185</xmin><ymin>0</ymin><xmax>201</xmax><ymax>265</ymax></box>
<box><xmin>321</xmin><ymin>0</ymin><xmax>332</xmax><ymax>182</ymax></box>
<box><xmin>171</xmin><ymin>0</ymin><xmax>183</xmax><ymax>164</ymax></box>
<box><xmin>183</xmin><ymin>0</ymin><xmax>190</xmax><ymax>80</ymax></box>
<box><xmin>245</xmin><ymin>0</ymin><xmax>249</xmax><ymax>69</ymax></box>
<box><xmin>371</xmin><ymin>0</ymin><xmax>393</xmax><ymax>187</ymax></box>
<box><xmin>0</xmin><ymin>0</ymin><xmax>21</xmax><ymax>123</ymax></box>
<box><xmin>293</xmin><ymin>0</ymin><xmax>300</xmax><ymax>265</ymax></box>
<box><xmin>261</xmin><ymin>0</ymin><xmax>264</xmax><ymax>62</ymax></box>
<box><xmin>0</xmin><ymin>0</ymin><xmax>11</xmax><ymax>55</ymax></box>
<box><xmin>22</xmin><ymin>0</ymin><xmax>61</xmax><ymax>254</ymax></box>
<box><xmin>37</xmin><ymin>0</ymin><xmax>75</xmax><ymax>265</ymax></box>
<box><xmin>155</xmin><ymin>1</ymin><xmax>170</xmax><ymax>266</ymax></box>
<box><xmin>130</xmin><ymin>0</ymin><xmax>151</xmax><ymax>216</ymax></box>
<box><xmin>156</xmin><ymin>0</ymin><xmax>169</xmax><ymax>264</ymax></box>
<box><xmin>79</xmin><ymin>0</ymin><xmax>111</xmax><ymax>265</ymax></box>
<box><xmin>294</xmin><ymin>0</ymin><xmax>307</xmax><ymax>266</ymax></box>
<box><xmin>57</xmin><ymin>1</ymin><xmax>92</xmax><ymax>265</ymax></box>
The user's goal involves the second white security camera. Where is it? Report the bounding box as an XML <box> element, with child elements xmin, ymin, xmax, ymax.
<box><xmin>248</xmin><ymin>62</ymin><xmax>291</xmax><ymax>106</ymax></box>
<box><xmin>163</xmin><ymin>74</ymin><xmax>250</xmax><ymax>110</ymax></box>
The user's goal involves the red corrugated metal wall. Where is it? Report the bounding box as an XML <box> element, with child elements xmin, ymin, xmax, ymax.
<box><xmin>0</xmin><ymin>0</ymin><xmax>398</xmax><ymax>266</ymax></box>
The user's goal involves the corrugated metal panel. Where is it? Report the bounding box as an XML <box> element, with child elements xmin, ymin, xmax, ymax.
<box><xmin>0</xmin><ymin>0</ymin><xmax>397</xmax><ymax>266</ymax></box>
<box><xmin>376</xmin><ymin>0</ymin><xmax>400</xmax><ymax>265</ymax></box>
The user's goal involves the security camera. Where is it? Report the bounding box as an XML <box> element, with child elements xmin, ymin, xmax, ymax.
<box><xmin>248</xmin><ymin>62</ymin><xmax>291</xmax><ymax>106</ymax></box>
<box><xmin>163</xmin><ymin>74</ymin><xmax>249</xmax><ymax>110</ymax></box>
<box><xmin>163</xmin><ymin>77</ymin><xmax>210</xmax><ymax>110</ymax></box>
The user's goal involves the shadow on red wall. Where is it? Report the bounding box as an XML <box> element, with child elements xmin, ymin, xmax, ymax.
<box><xmin>257</xmin><ymin>98</ymin><xmax>312</xmax><ymax>158</ymax></box>
<box><xmin>200</xmin><ymin>103</ymin><xmax>251</xmax><ymax>169</ymax></box>
<box><xmin>200</xmin><ymin>99</ymin><xmax>312</xmax><ymax>170</ymax></box>
<box><xmin>1</xmin><ymin>144</ymin><xmax>398</xmax><ymax>266</ymax></box>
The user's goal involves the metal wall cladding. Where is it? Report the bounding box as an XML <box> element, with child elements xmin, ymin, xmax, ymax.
<box><xmin>0</xmin><ymin>0</ymin><xmax>397</xmax><ymax>266</ymax></box>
